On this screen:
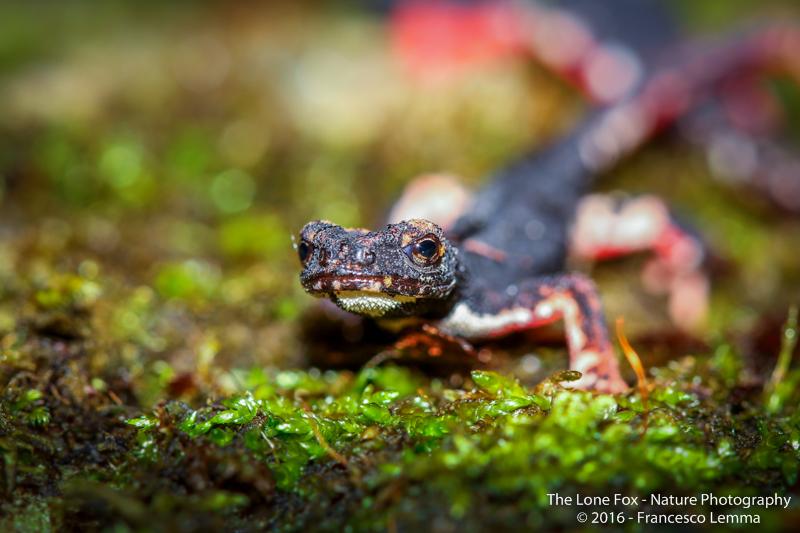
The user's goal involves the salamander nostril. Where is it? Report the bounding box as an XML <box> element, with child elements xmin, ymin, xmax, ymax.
<box><xmin>354</xmin><ymin>248</ymin><xmax>375</xmax><ymax>265</ymax></box>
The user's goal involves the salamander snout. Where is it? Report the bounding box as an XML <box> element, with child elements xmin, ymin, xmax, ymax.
<box><xmin>352</xmin><ymin>245</ymin><xmax>376</xmax><ymax>266</ymax></box>
<box><xmin>295</xmin><ymin>218</ymin><xmax>459</xmax><ymax>307</ymax></box>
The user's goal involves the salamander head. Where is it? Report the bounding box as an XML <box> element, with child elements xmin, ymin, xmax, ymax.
<box><xmin>296</xmin><ymin>219</ymin><xmax>459</xmax><ymax>318</ymax></box>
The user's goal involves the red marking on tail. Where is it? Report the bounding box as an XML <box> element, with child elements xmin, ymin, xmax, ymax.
<box><xmin>390</xmin><ymin>0</ymin><xmax>527</xmax><ymax>81</ymax></box>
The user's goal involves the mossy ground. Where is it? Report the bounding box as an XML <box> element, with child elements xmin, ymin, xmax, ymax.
<box><xmin>2</xmin><ymin>1</ymin><xmax>800</xmax><ymax>531</ymax></box>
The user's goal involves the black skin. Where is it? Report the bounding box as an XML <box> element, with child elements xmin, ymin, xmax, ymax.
<box><xmin>297</xmin><ymin>1</ymin><xmax>800</xmax><ymax>392</ymax></box>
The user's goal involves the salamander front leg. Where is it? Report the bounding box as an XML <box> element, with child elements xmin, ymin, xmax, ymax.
<box><xmin>440</xmin><ymin>274</ymin><xmax>627</xmax><ymax>393</ymax></box>
<box><xmin>524</xmin><ymin>274</ymin><xmax>627</xmax><ymax>393</ymax></box>
<box><xmin>394</xmin><ymin>323</ymin><xmax>477</xmax><ymax>359</ymax></box>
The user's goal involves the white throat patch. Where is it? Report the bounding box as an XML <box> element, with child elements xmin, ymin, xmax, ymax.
<box><xmin>438</xmin><ymin>302</ymin><xmax>534</xmax><ymax>340</ymax></box>
<box><xmin>333</xmin><ymin>291</ymin><xmax>418</xmax><ymax>318</ymax></box>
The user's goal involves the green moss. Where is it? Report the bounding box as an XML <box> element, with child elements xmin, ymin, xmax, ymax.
<box><xmin>98</xmin><ymin>361</ymin><xmax>796</xmax><ymax>529</ymax></box>
<box><xmin>218</xmin><ymin>213</ymin><xmax>288</xmax><ymax>259</ymax></box>
<box><xmin>154</xmin><ymin>260</ymin><xmax>220</xmax><ymax>302</ymax></box>
<box><xmin>33</xmin><ymin>273</ymin><xmax>102</xmax><ymax>312</ymax></box>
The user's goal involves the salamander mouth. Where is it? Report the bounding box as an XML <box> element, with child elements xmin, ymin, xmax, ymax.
<box><xmin>301</xmin><ymin>273</ymin><xmax>423</xmax><ymax>296</ymax></box>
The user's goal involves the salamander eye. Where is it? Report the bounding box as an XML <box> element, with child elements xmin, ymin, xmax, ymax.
<box><xmin>297</xmin><ymin>240</ymin><xmax>313</xmax><ymax>265</ymax></box>
<box><xmin>405</xmin><ymin>234</ymin><xmax>442</xmax><ymax>266</ymax></box>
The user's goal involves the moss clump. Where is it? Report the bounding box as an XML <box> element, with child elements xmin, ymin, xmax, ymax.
<box><xmin>8</xmin><ymin>356</ymin><xmax>796</xmax><ymax>531</ymax></box>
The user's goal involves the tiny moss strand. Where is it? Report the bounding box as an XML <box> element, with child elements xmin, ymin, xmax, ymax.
<box><xmin>616</xmin><ymin>317</ymin><xmax>648</xmax><ymax>411</ymax></box>
<box><xmin>302</xmin><ymin>403</ymin><xmax>349</xmax><ymax>468</ymax></box>
<box><xmin>765</xmin><ymin>305</ymin><xmax>799</xmax><ymax>410</ymax></box>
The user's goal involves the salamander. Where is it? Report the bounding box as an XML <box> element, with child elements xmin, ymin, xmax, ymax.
<box><xmin>296</xmin><ymin>0</ymin><xmax>800</xmax><ymax>392</ymax></box>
